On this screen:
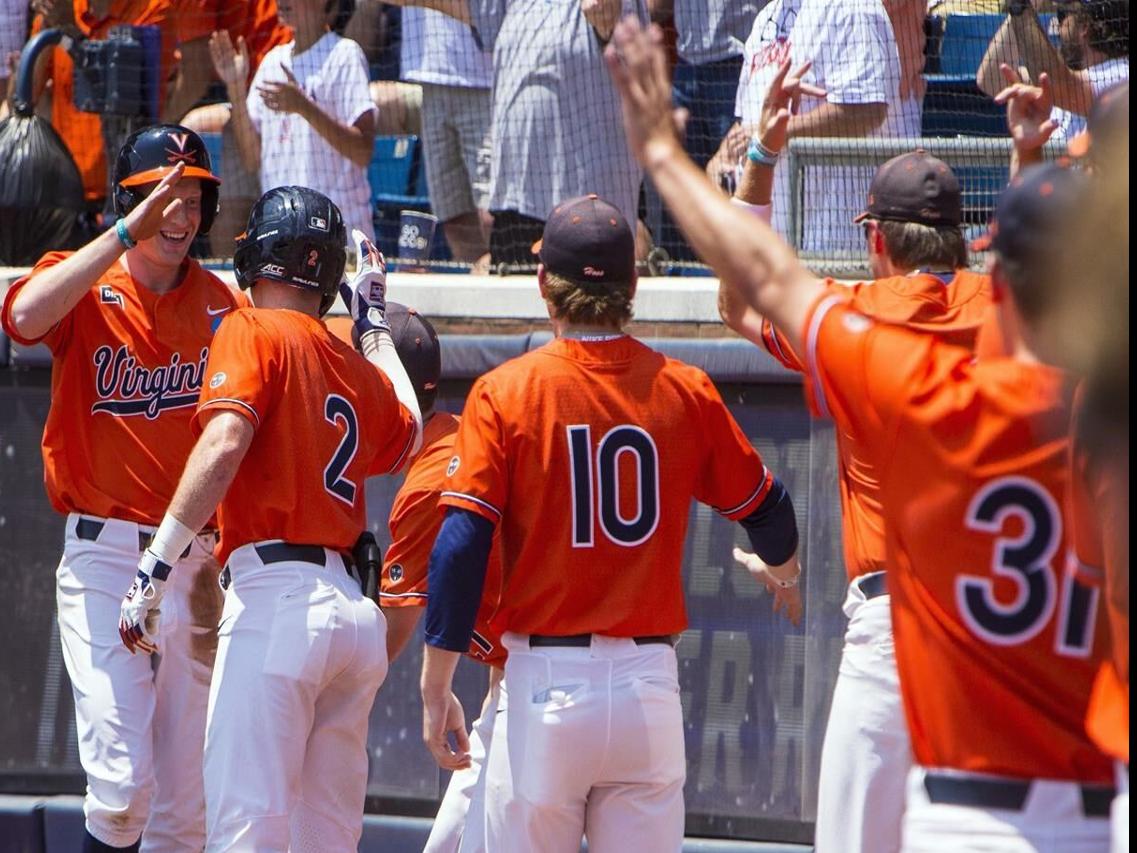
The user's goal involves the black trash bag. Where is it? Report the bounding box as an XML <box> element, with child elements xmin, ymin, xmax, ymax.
<box><xmin>0</xmin><ymin>29</ymin><xmax>86</xmax><ymax>266</ymax></box>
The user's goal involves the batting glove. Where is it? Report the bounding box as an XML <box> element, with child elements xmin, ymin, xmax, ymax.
<box><xmin>119</xmin><ymin>549</ymin><xmax>172</xmax><ymax>655</ymax></box>
<box><xmin>339</xmin><ymin>229</ymin><xmax>391</xmax><ymax>337</ymax></box>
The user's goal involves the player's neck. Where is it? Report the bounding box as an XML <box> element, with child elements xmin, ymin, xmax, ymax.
<box><xmin>250</xmin><ymin>281</ymin><xmax>321</xmax><ymax>316</ymax></box>
<box><xmin>119</xmin><ymin>252</ymin><xmax>185</xmax><ymax>296</ymax></box>
<box><xmin>552</xmin><ymin>318</ymin><xmax>626</xmax><ymax>340</ymax></box>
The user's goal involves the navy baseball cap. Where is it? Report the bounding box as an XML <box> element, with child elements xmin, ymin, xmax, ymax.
<box><xmin>854</xmin><ymin>150</ymin><xmax>962</xmax><ymax>227</ymax></box>
<box><xmin>386</xmin><ymin>302</ymin><xmax>441</xmax><ymax>404</ymax></box>
<box><xmin>534</xmin><ymin>194</ymin><xmax>636</xmax><ymax>285</ymax></box>
<box><xmin>973</xmin><ymin>163</ymin><xmax>1088</xmax><ymax>264</ymax></box>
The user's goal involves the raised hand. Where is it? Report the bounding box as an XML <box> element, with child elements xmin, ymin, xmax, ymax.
<box><xmin>209</xmin><ymin>31</ymin><xmax>250</xmax><ymax>93</ymax></box>
<box><xmin>339</xmin><ymin>229</ymin><xmax>392</xmax><ymax>338</ymax></box>
<box><xmin>995</xmin><ymin>63</ymin><xmax>1056</xmax><ymax>155</ymax></box>
<box><xmin>758</xmin><ymin>58</ymin><xmax>827</xmax><ymax>155</ymax></box>
<box><xmin>604</xmin><ymin>18</ymin><xmax>685</xmax><ymax>165</ymax></box>
<box><xmin>258</xmin><ymin>66</ymin><xmax>309</xmax><ymax>116</ymax></box>
<box><xmin>120</xmin><ymin>162</ymin><xmax>186</xmax><ymax>246</ymax></box>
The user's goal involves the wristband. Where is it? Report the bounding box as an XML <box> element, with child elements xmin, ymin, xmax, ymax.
<box><xmin>746</xmin><ymin>137</ymin><xmax>780</xmax><ymax>167</ymax></box>
<box><xmin>147</xmin><ymin>514</ymin><xmax>197</xmax><ymax>566</ymax></box>
<box><xmin>116</xmin><ymin>218</ymin><xmax>137</xmax><ymax>250</ymax></box>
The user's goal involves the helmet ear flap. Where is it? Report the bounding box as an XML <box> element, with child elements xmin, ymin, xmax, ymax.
<box><xmin>233</xmin><ymin>233</ymin><xmax>257</xmax><ymax>290</ymax></box>
<box><xmin>199</xmin><ymin>183</ymin><xmax>220</xmax><ymax>235</ymax></box>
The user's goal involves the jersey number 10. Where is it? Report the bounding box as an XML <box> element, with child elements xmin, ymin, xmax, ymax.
<box><xmin>567</xmin><ymin>425</ymin><xmax>660</xmax><ymax>548</ymax></box>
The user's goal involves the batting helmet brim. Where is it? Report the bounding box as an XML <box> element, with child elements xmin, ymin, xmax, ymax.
<box><xmin>119</xmin><ymin>165</ymin><xmax>221</xmax><ymax>187</ymax></box>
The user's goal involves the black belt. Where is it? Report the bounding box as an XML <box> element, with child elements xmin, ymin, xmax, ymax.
<box><xmin>857</xmin><ymin>571</ymin><xmax>887</xmax><ymax>600</ymax></box>
<box><xmin>528</xmin><ymin>633</ymin><xmax>676</xmax><ymax>648</ymax></box>
<box><xmin>924</xmin><ymin>772</ymin><xmax>1114</xmax><ymax>818</ymax></box>
<box><xmin>219</xmin><ymin>542</ymin><xmax>357</xmax><ymax>591</ymax></box>
<box><xmin>76</xmin><ymin>516</ymin><xmax>195</xmax><ymax>558</ymax></box>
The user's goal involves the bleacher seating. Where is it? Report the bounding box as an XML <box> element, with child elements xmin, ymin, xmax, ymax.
<box><xmin>368</xmin><ymin>135</ymin><xmax>449</xmax><ymax>262</ymax></box>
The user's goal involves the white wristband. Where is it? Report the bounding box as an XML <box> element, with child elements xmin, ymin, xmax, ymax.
<box><xmin>148</xmin><ymin>514</ymin><xmax>197</xmax><ymax>565</ymax></box>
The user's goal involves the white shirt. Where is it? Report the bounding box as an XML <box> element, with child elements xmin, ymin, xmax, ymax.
<box><xmin>248</xmin><ymin>32</ymin><xmax>377</xmax><ymax>240</ymax></box>
<box><xmin>1050</xmin><ymin>57</ymin><xmax>1129</xmax><ymax>142</ymax></box>
<box><xmin>400</xmin><ymin>9</ymin><xmax>492</xmax><ymax>89</ymax></box>
<box><xmin>734</xmin><ymin>0</ymin><xmax>915</xmax><ymax>254</ymax></box>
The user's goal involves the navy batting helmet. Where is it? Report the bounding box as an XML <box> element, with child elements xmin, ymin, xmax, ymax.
<box><xmin>113</xmin><ymin>123</ymin><xmax>221</xmax><ymax>234</ymax></box>
<box><xmin>233</xmin><ymin>186</ymin><xmax>347</xmax><ymax>316</ymax></box>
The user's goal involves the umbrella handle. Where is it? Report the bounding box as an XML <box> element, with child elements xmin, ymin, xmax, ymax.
<box><xmin>13</xmin><ymin>28</ymin><xmax>64</xmax><ymax>117</ymax></box>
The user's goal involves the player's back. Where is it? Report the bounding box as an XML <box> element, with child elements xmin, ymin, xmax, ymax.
<box><xmin>198</xmin><ymin>308</ymin><xmax>416</xmax><ymax>564</ymax></box>
<box><xmin>884</xmin><ymin>354</ymin><xmax>1109</xmax><ymax>780</ymax></box>
<box><xmin>764</xmin><ymin>270</ymin><xmax>991</xmax><ymax>577</ymax></box>
<box><xmin>442</xmin><ymin>335</ymin><xmax>771</xmax><ymax>638</ymax></box>
<box><xmin>805</xmin><ymin>298</ymin><xmax>1112</xmax><ymax>781</ymax></box>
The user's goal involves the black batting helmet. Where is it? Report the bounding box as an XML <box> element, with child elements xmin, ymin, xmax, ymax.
<box><xmin>113</xmin><ymin>123</ymin><xmax>221</xmax><ymax>234</ymax></box>
<box><xmin>233</xmin><ymin>186</ymin><xmax>347</xmax><ymax>316</ymax></box>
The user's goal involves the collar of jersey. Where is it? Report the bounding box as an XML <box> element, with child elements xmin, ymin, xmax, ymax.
<box><xmin>558</xmin><ymin>330</ymin><xmax>629</xmax><ymax>342</ymax></box>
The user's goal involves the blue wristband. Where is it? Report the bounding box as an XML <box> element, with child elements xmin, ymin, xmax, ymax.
<box><xmin>746</xmin><ymin>138</ymin><xmax>780</xmax><ymax>167</ymax></box>
<box><xmin>116</xmin><ymin>218</ymin><xmax>137</xmax><ymax>250</ymax></box>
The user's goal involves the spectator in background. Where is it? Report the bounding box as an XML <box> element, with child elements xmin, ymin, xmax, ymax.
<box><xmin>400</xmin><ymin>8</ymin><xmax>493</xmax><ymax>264</ymax></box>
<box><xmin>210</xmin><ymin>0</ymin><xmax>377</xmax><ymax>241</ymax></box>
<box><xmin>0</xmin><ymin>0</ymin><xmax>29</xmax><ymax>110</ymax></box>
<box><xmin>884</xmin><ymin>0</ymin><xmax>926</xmax><ymax>123</ymax></box>
<box><xmin>977</xmin><ymin>0</ymin><xmax>1128</xmax><ymax>142</ymax></box>
<box><xmin>26</xmin><ymin>0</ymin><xmax>181</xmax><ymax>211</ymax></box>
<box><xmin>176</xmin><ymin>0</ymin><xmax>292</xmax><ymax>254</ymax></box>
<box><xmin>387</xmin><ymin>0</ymin><xmax>647</xmax><ymax>271</ymax></box>
<box><xmin>645</xmin><ymin>0</ymin><xmax>763</xmax><ymax>261</ymax></box>
<box><xmin>707</xmin><ymin>0</ymin><xmax>914</xmax><ymax>255</ymax></box>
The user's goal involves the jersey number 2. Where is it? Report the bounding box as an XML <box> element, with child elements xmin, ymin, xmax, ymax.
<box><xmin>324</xmin><ymin>394</ymin><xmax>359</xmax><ymax>506</ymax></box>
<box><xmin>567</xmin><ymin>425</ymin><xmax>660</xmax><ymax>548</ymax></box>
<box><xmin>956</xmin><ymin>476</ymin><xmax>1098</xmax><ymax>658</ymax></box>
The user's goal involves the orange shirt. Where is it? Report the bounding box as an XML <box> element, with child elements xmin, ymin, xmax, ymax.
<box><xmin>1</xmin><ymin>253</ymin><xmax>246</xmax><ymax>523</ymax></box>
<box><xmin>174</xmin><ymin>0</ymin><xmax>291</xmax><ymax>74</ymax></box>
<box><xmin>441</xmin><ymin>335</ymin><xmax>774</xmax><ymax>638</ymax></box>
<box><xmin>1069</xmin><ymin>388</ymin><xmax>1129</xmax><ymax>764</ymax></box>
<box><xmin>195</xmin><ymin>308</ymin><xmax>417</xmax><ymax>565</ymax></box>
<box><xmin>381</xmin><ymin>412</ymin><xmax>507</xmax><ymax>668</ymax></box>
<box><xmin>761</xmin><ymin>271</ymin><xmax>991</xmax><ymax>578</ymax></box>
<box><xmin>801</xmin><ymin>295</ymin><xmax>1111</xmax><ymax>781</ymax></box>
<box><xmin>36</xmin><ymin>0</ymin><xmax>179</xmax><ymax>201</ymax></box>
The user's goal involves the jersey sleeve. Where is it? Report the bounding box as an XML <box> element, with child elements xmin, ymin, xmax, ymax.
<box><xmin>800</xmin><ymin>294</ymin><xmax>937</xmax><ymax>463</ymax></box>
<box><xmin>692</xmin><ymin>370</ymin><xmax>774</xmax><ymax>520</ymax></box>
<box><xmin>331</xmin><ymin>38</ymin><xmax>378</xmax><ymax>128</ymax></box>
<box><xmin>813</xmin><ymin>1</ymin><xmax>891</xmax><ymax>106</ymax></box>
<box><xmin>438</xmin><ymin>377</ymin><xmax>508</xmax><ymax>524</ymax></box>
<box><xmin>194</xmin><ymin>311</ymin><xmax>278</xmax><ymax>432</ymax></box>
<box><xmin>380</xmin><ymin>486</ymin><xmax>440</xmax><ymax>609</ymax></box>
<box><xmin>760</xmin><ymin>318</ymin><xmax>805</xmax><ymax>372</ymax></box>
<box><xmin>1</xmin><ymin>253</ymin><xmax>78</xmax><ymax>350</ymax></box>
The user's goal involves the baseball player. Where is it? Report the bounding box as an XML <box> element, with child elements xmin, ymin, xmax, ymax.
<box><xmin>377</xmin><ymin>304</ymin><xmax>506</xmax><ymax>853</ymax></box>
<box><xmin>608</xmin><ymin>18</ymin><xmax>1114</xmax><ymax>850</ymax></box>
<box><xmin>725</xmin><ymin>59</ymin><xmax>991</xmax><ymax>853</ymax></box>
<box><xmin>1</xmin><ymin>124</ymin><xmax>240</xmax><ymax>853</ymax></box>
<box><xmin>118</xmin><ymin>188</ymin><xmax>422</xmax><ymax>851</ymax></box>
<box><xmin>420</xmin><ymin>193</ymin><xmax>803</xmax><ymax>853</ymax></box>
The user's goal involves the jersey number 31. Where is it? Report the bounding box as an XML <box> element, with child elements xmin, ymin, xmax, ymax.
<box><xmin>956</xmin><ymin>476</ymin><xmax>1098</xmax><ymax>658</ymax></box>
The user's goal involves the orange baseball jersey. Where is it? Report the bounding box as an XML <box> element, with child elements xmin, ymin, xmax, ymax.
<box><xmin>34</xmin><ymin>0</ymin><xmax>178</xmax><ymax>201</ymax></box>
<box><xmin>381</xmin><ymin>412</ymin><xmax>507</xmax><ymax>668</ymax></box>
<box><xmin>1</xmin><ymin>253</ymin><xmax>245</xmax><ymax>524</ymax></box>
<box><xmin>440</xmin><ymin>335</ymin><xmax>773</xmax><ymax>638</ymax></box>
<box><xmin>760</xmin><ymin>271</ymin><xmax>991</xmax><ymax>579</ymax></box>
<box><xmin>1068</xmin><ymin>389</ymin><xmax>1129</xmax><ymax>764</ymax></box>
<box><xmin>195</xmin><ymin>308</ymin><xmax>417</xmax><ymax>565</ymax></box>
<box><xmin>801</xmin><ymin>294</ymin><xmax>1112</xmax><ymax>781</ymax></box>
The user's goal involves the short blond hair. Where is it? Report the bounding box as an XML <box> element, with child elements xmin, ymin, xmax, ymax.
<box><xmin>542</xmin><ymin>270</ymin><xmax>634</xmax><ymax>328</ymax></box>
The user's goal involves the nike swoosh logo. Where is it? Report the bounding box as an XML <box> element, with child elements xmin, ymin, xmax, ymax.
<box><xmin>206</xmin><ymin>306</ymin><xmax>230</xmax><ymax>316</ymax></box>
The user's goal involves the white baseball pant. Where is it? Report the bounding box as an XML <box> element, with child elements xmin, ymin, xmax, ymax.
<box><xmin>1112</xmin><ymin>763</ymin><xmax>1128</xmax><ymax>853</ymax></box>
<box><xmin>204</xmin><ymin>542</ymin><xmax>388</xmax><ymax>852</ymax></box>
<box><xmin>485</xmin><ymin>633</ymin><xmax>686</xmax><ymax>853</ymax></box>
<box><xmin>903</xmin><ymin>767</ymin><xmax>1113</xmax><ymax>852</ymax></box>
<box><xmin>56</xmin><ymin>513</ymin><xmax>221</xmax><ymax>851</ymax></box>
<box><xmin>424</xmin><ymin>667</ymin><xmax>503</xmax><ymax>853</ymax></box>
<box><xmin>814</xmin><ymin>572</ymin><xmax>912</xmax><ymax>853</ymax></box>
